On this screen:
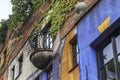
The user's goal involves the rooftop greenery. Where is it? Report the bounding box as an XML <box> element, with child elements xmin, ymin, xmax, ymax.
<box><xmin>0</xmin><ymin>0</ymin><xmax>44</xmax><ymax>43</ymax></box>
<box><xmin>0</xmin><ymin>0</ymin><xmax>77</xmax><ymax>43</ymax></box>
<box><xmin>0</xmin><ymin>19</ymin><xmax>8</xmax><ymax>43</ymax></box>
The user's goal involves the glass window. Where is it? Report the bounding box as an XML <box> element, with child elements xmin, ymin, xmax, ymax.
<box><xmin>29</xmin><ymin>23</ymin><xmax>53</xmax><ymax>50</ymax></box>
<box><xmin>71</xmin><ymin>37</ymin><xmax>79</xmax><ymax>67</ymax></box>
<box><xmin>116</xmin><ymin>35</ymin><xmax>120</xmax><ymax>54</ymax></box>
<box><xmin>103</xmin><ymin>43</ymin><xmax>113</xmax><ymax>64</ymax></box>
<box><xmin>43</xmin><ymin>33</ymin><xmax>53</xmax><ymax>49</ymax></box>
<box><xmin>98</xmin><ymin>34</ymin><xmax>120</xmax><ymax>80</ymax></box>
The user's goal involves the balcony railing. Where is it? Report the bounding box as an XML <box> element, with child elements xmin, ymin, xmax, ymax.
<box><xmin>29</xmin><ymin>32</ymin><xmax>53</xmax><ymax>70</ymax></box>
<box><xmin>29</xmin><ymin>32</ymin><xmax>53</xmax><ymax>51</ymax></box>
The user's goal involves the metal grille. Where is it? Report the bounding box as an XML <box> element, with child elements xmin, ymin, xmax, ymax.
<box><xmin>29</xmin><ymin>32</ymin><xmax>53</xmax><ymax>51</ymax></box>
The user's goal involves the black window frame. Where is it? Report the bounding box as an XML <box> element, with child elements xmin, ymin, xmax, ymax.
<box><xmin>97</xmin><ymin>36</ymin><xmax>120</xmax><ymax>80</ymax></box>
<box><xmin>12</xmin><ymin>65</ymin><xmax>15</xmax><ymax>80</ymax></box>
<box><xmin>70</xmin><ymin>36</ymin><xmax>79</xmax><ymax>67</ymax></box>
<box><xmin>91</xmin><ymin>17</ymin><xmax>120</xmax><ymax>80</ymax></box>
<box><xmin>18</xmin><ymin>54</ymin><xmax>23</xmax><ymax>75</ymax></box>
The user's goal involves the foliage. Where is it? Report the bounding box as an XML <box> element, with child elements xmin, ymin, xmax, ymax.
<box><xmin>31</xmin><ymin>0</ymin><xmax>43</xmax><ymax>12</ymax></box>
<box><xmin>0</xmin><ymin>19</ymin><xmax>8</xmax><ymax>43</ymax></box>
<box><xmin>7</xmin><ymin>0</ymin><xmax>32</xmax><ymax>30</ymax></box>
<box><xmin>0</xmin><ymin>0</ymin><xmax>77</xmax><ymax>43</ymax></box>
<box><xmin>7</xmin><ymin>0</ymin><xmax>44</xmax><ymax>30</ymax></box>
<box><xmin>49</xmin><ymin>0</ymin><xmax>77</xmax><ymax>39</ymax></box>
<box><xmin>11</xmin><ymin>0</ymin><xmax>32</xmax><ymax>22</ymax></box>
<box><xmin>0</xmin><ymin>0</ymin><xmax>44</xmax><ymax>43</ymax></box>
<box><xmin>7</xmin><ymin>15</ymin><xmax>17</xmax><ymax>30</ymax></box>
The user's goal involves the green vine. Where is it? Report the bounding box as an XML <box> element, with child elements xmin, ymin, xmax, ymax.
<box><xmin>49</xmin><ymin>0</ymin><xmax>77</xmax><ymax>39</ymax></box>
<box><xmin>7</xmin><ymin>0</ymin><xmax>44</xmax><ymax>31</ymax></box>
<box><xmin>33</xmin><ymin>0</ymin><xmax>77</xmax><ymax>39</ymax></box>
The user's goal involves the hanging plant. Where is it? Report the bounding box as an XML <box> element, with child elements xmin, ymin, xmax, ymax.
<box><xmin>48</xmin><ymin>0</ymin><xmax>77</xmax><ymax>39</ymax></box>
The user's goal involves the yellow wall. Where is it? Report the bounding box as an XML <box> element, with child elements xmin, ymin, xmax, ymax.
<box><xmin>61</xmin><ymin>27</ymin><xmax>79</xmax><ymax>80</ymax></box>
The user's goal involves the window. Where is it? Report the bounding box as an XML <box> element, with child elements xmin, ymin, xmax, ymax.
<box><xmin>42</xmin><ymin>25</ymin><xmax>53</xmax><ymax>49</ymax></box>
<box><xmin>91</xmin><ymin>17</ymin><xmax>120</xmax><ymax>80</ymax></box>
<box><xmin>70</xmin><ymin>36</ymin><xmax>79</xmax><ymax>67</ymax></box>
<box><xmin>97</xmin><ymin>35</ymin><xmax>120</xmax><ymax>80</ymax></box>
<box><xmin>43</xmin><ymin>32</ymin><xmax>53</xmax><ymax>49</ymax></box>
<box><xmin>18</xmin><ymin>55</ymin><xmax>23</xmax><ymax>75</ymax></box>
<box><xmin>29</xmin><ymin>22</ymin><xmax>53</xmax><ymax>50</ymax></box>
<box><xmin>12</xmin><ymin>66</ymin><xmax>15</xmax><ymax>80</ymax></box>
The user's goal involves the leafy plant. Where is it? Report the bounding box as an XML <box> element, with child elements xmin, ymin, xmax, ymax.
<box><xmin>49</xmin><ymin>0</ymin><xmax>77</xmax><ymax>39</ymax></box>
<box><xmin>0</xmin><ymin>19</ymin><xmax>8</xmax><ymax>43</ymax></box>
<box><xmin>7</xmin><ymin>0</ymin><xmax>44</xmax><ymax>30</ymax></box>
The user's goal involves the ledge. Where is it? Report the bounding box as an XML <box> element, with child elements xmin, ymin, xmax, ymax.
<box><xmin>91</xmin><ymin>17</ymin><xmax>120</xmax><ymax>50</ymax></box>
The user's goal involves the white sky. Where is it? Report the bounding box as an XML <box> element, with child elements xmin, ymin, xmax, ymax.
<box><xmin>0</xmin><ymin>0</ymin><xmax>12</xmax><ymax>21</ymax></box>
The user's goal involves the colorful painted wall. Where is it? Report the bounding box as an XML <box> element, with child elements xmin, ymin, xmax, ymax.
<box><xmin>77</xmin><ymin>0</ymin><xmax>120</xmax><ymax>80</ymax></box>
<box><xmin>61</xmin><ymin>27</ymin><xmax>79</xmax><ymax>80</ymax></box>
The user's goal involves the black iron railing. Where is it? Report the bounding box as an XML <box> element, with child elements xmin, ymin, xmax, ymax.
<box><xmin>29</xmin><ymin>32</ymin><xmax>53</xmax><ymax>51</ymax></box>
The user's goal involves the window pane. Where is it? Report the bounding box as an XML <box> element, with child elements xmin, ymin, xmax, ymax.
<box><xmin>71</xmin><ymin>39</ymin><xmax>78</xmax><ymax>66</ymax></box>
<box><xmin>116</xmin><ymin>35</ymin><xmax>120</xmax><ymax>54</ymax></box>
<box><xmin>101</xmin><ymin>60</ymin><xmax>116</xmax><ymax>80</ymax></box>
<box><xmin>103</xmin><ymin>43</ymin><xmax>113</xmax><ymax>64</ymax></box>
<box><xmin>117</xmin><ymin>55</ymin><xmax>120</xmax><ymax>78</ymax></box>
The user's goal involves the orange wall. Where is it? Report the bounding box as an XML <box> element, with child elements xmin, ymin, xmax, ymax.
<box><xmin>61</xmin><ymin>27</ymin><xmax>79</xmax><ymax>80</ymax></box>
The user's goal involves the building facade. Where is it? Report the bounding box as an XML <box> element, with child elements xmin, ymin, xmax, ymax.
<box><xmin>77</xmin><ymin>0</ymin><xmax>120</xmax><ymax>80</ymax></box>
<box><xmin>1</xmin><ymin>0</ymin><xmax>120</xmax><ymax>80</ymax></box>
<box><xmin>60</xmin><ymin>0</ymin><xmax>97</xmax><ymax>80</ymax></box>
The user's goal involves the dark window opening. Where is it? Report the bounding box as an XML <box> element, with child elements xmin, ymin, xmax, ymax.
<box><xmin>70</xmin><ymin>36</ymin><xmax>79</xmax><ymax>67</ymax></box>
<box><xmin>18</xmin><ymin>54</ymin><xmax>23</xmax><ymax>75</ymax></box>
<box><xmin>12</xmin><ymin>66</ymin><xmax>15</xmax><ymax>80</ymax></box>
<box><xmin>42</xmin><ymin>23</ymin><xmax>53</xmax><ymax>50</ymax></box>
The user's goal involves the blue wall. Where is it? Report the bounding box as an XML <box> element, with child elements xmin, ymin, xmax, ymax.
<box><xmin>77</xmin><ymin>0</ymin><xmax>120</xmax><ymax>80</ymax></box>
<box><xmin>41</xmin><ymin>55</ymin><xmax>60</xmax><ymax>80</ymax></box>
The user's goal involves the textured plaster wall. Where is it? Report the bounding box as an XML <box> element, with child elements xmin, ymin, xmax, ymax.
<box><xmin>7</xmin><ymin>32</ymin><xmax>61</xmax><ymax>80</ymax></box>
<box><xmin>77</xmin><ymin>0</ymin><xmax>120</xmax><ymax>80</ymax></box>
<box><xmin>7</xmin><ymin>41</ymin><xmax>39</xmax><ymax>80</ymax></box>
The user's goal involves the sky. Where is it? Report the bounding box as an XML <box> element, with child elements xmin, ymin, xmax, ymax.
<box><xmin>0</xmin><ymin>0</ymin><xmax>12</xmax><ymax>21</ymax></box>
